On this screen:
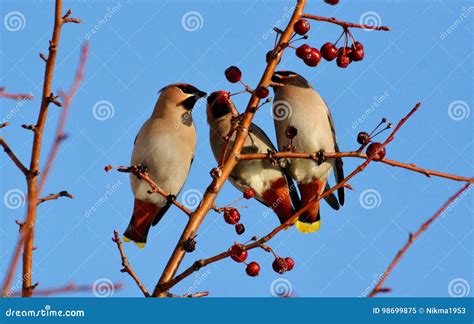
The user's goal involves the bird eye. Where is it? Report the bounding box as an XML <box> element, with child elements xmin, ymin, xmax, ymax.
<box><xmin>177</xmin><ymin>84</ymin><xmax>198</xmax><ymax>95</ymax></box>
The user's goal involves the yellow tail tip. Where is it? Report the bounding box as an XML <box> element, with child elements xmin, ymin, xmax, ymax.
<box><xmin>295</xmin><ymin>220</ymin><xmax>321</xmax><ymax>234</ymax></box>
<box><xmin>122</xmin><ymin>235</ymin><xmax>146</xmax><ymax>248</ymax></box>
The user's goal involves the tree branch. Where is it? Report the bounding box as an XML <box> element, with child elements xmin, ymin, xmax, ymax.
<box><xmin>112</xmin><ymin>230</ymin><xmax>150</xmax><ymax>297</ymax></box>
<box><xmin>236</xmin><ymin>151</ymin><xmax>473</xmax><ymax>183</ymax></box>
<box><xmin>368</xmin><ymin>183</ymin><xmax>472</xmax><ymax>297</ymax></box>
<box><xmin>0</xmin><ymin>137</ymin><xmax>29</xmax><ymax>176</ymax></box>
<box><xmin>107</xmin><ymin>165</ymin><xmax>192</xmax><ymax>217</ymax></box>
<box><xmin>9</xmin><ymin>282</ymin><xmax>123</xmax><ymax>297</ymax></box>
<box><xmin>37</xmin><ymin>191</ymin><xmax>74</xmax><ymax>205</ymax></box>
<box><xmin>0</xmin><ymin>87</ymin><xmax>33</xmax><ymax>100</ymax></box>
<box><xmin>303</xmin><ymin>14</ymin><xmax>391</xmax><ymax>31</ymax></box>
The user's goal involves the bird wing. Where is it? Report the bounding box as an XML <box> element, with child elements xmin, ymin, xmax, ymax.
<box><xmin>249</xmin><ymin>123</ymin><xmax>301</xmax><ymax>210</ymax></box>
<box><xmin>325</xmin><ymin>109</ymin><xmax>345</xmax><ymax>206</ymax></box>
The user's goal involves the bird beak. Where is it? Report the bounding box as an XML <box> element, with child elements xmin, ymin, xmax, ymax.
<box><xmin>193</xmin><ymin>89</ymin><xmax>207</xmax><ymax>99</ymax></box>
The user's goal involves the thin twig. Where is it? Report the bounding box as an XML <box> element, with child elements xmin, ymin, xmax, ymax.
<box><xmin>9</xmin><ymin>282</ymin><xmax>123</xmax><ymax>297</ymax></box>
<box><xmin>303</xmin><ymin>14</ymin><xmax>391</xmax><ymax>31</ymax></box>
<box><xmin>37</xmin><ymin>191</ymin><xmax>74</xmax><ymax>205</ymax></box>
<box><xmin>0</xmin><ymin>137</ymin><xmax>29</xmax><ymax>176</ymax></box>
<box><xmin>368</xmin><ymin>183</ymin><xmax>471</xmax><ymax>297</ymax></box>
<box><xmin>236</xmin><ymin>151</ymin><xmax>473</xmax><ymax>183</ymax></box>
<box><xmin>108</xmin><ymin>165</ymin><xmax>193</xmax><ymax>217</ymax></box>
<box><xmin>112</xmin><ymin>230</ymin><xmax>150</xmax><ymax>297</ymax></box>
<box><xmin>0</xmin><ymin>87</ymin><xmax>33</xmax><ymax>100</ymax></box>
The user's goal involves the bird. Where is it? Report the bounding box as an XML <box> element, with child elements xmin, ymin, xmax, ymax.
<box><xmin>206</xmin><ymin>91</ymin><xmax>300</xmax><ymax>226</ymax></box>
<box><xmin>271</xmin><ymin>71</ymin><xmax>345</xmax><ymax>233</ymax></box>
<box><xmin>124</xmin><ymin>83</ymin><xmax>206</xmax><ymax>247</ymax></box>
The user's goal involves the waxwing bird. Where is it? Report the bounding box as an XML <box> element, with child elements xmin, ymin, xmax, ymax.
<box><xmin>124</xmin><ymin>83</ymin><xmax>206</xmax><ymax>247</ymax></box>
<box><xmin>271</xmin><ymin>71</ymin><xmax>345</xmax><ymax>234</ymax></box>
<box><xmin>206</xmin><ymin>91</ymin><xmax>300</xmax><ymax>225</ymax></box>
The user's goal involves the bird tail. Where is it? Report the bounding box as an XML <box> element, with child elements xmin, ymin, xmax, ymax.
<box><xmin>262</xmin><ymin>178</ymin><xmax>296</xmax><ymax>225</ymax></box>
<box><xmin>296</xmin><ymin>180</ymin><xmax>324</xmax><ymax>234</ymax></box>
<box><xmin>123</xmin><ymin>199</ymin><xmax>160</xmax><ymax>248</ymax></box>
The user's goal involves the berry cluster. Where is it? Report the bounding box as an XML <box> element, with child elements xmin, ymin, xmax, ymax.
<box><xmin>292</xmin><ymin>17</ymin><xmax>365</xmax><ymax>68</ymax></box>
<box><xmin>357</xmin><ymin>118</ymin><xmax>393</xmax><ymax>161</ymax></box>
<box><xmin>229</xmin><ymin>243</ymin><xmax>295</xmax><ymax>277</ymax></box>
<box><xmin>220</xmin><ymin>188</ymin><xmax>257</xmax><ymax>235</ymax></box>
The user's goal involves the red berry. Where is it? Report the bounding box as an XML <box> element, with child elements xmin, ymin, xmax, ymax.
<box><xmin>320</xmin><ymin>42</ymin><xmax>338</xmax><ymax>61</ymax></box>
<box><xmin>303</xmin><ymin>48</ymin><xmax>321</xmax><ymax>67</ymax></box>
<box><xmin>231</xmin><ymin>250</ymin><xmax>248</xmax><ymax>263</ymax></box>
<box><xmin>353</xmin><ymin>41</ymin><xmax>364</xmax><ymax>50</ymax></box>
<box><xmin>285</xmin><ymin>257</ymin><xmax>295</xmax><ymax>271</ymax></box>
<box><xmin>246</xmin><ymin>262</ymin><xmax>260</xmax><ymax>277</ymax></box>
<box><xmin>235</xmin><ymin>223</ymin><xmax>245</xmax><ymax>235</ymax></box>
<box><xmin>225</xmin><ymin>66</ymin><xmax>242</xmax><ymax>83</ymax></box>
<box><xmin>324</xmin><ymin>0</ymin><xmax>339</xmax><ymax>5</ymax></box>
<box><xmin>366</xmin><ymin>142</ymin><xmax>386</xmax><ymax>161</ymax></box>
<box><xmin>285</xmin><ymin>126</ymin><xmax>298</xmax><ymax>140</ymax></box>
<box><xmin>339</xmin><ymin>47</ymin><xmax>353</xmax><ymax>60</ymax></box>
<box><xmin>294</xmin><ymin>19</ymin><xmax>310</xmax><ymax>35</ymax></box>
<box><xmin>243</xmin><ymin>188</ymin><xmax>255</xmax><ymax>199</ymax></box>
<box><xmin>224</xmin><ymin>208</ymin><xmax>241</xmax><ymax>225</ymax></box>
<box><xmin>295</xmin><ymin>44</ymin><xmax>311</xmax><ymax>59</ymax></box>
<box><xmin>272</xmin><ymin>257</ymin><xmax>288</xmax><ymax>274</ymax></box>
<box><xmin>357</xmin><ymin>132</ymin><xmax>370</xmax><ymax>145</ymax></box>
<box><xmin>216</xmin><ymin>91</ymin><xmax>230</xmax><ymax>105</ymax></box>
<box><xmin>351</xmin><ymin>48</ymin><xmax>365</xmax><ymax>62</ymax></box>
<box><xmin>336</xmin><ymin>54</ymin><xmax>351</xmax><ymax>68</ymax></box>
<box><xmin>254</xmin><ymin>86</ymin><xmax>269</xmax><ymax>99</ymax></box>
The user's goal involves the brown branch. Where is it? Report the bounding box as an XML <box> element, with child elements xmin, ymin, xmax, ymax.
<box><xmin>37</xmin><ymin>190</ymin><xmax>74</xmax><ymax>205</ymax></box>
<box><xmin>112</xmin><ymin>230</ymin><xmax>150</xmax><ymax>297</ymax></box>
<box><xmin>9</xmin><ymin>282</ymin><xmax>123</xmax><ymax>297</ymax></box>
<box><xmin>151</xmin><ymin>0</ymin><xmax>311</xmax><ymax>297</ymax></box>
<box><xmin>0</xmin><ymin>87</ymin><xmax>33</xmax><ymax>100</ymax></box>
<box><xmin>108</xmin><ymin>165</ymin><xmax>193</xmax><ymax>217</ymax></box>
<box><xmin>237</xmin><ymin>151</ymin><xmax>473</xmax><ymax>183</ymax></box>
<box><xmin>157</xmin><ymin>102</ymin><xmax>422</xmax><ymax>293</ymax></box>
<box><xmin>0</xmin><ymin>122</ymin><xmax>9</xmax><ymax>129</ymax></box>
<box><xmin>303</xmin><ymin>14</ymin><xmax>391</xmax><ymax>31</ymax></box>
<box><xmin>0</xmin><ymin>137</ymin><xmax>29</xmax><ymax>176</ymax></box>
<box><xmin>368</xmin><ymin>183</ymin><xmax>471</xmax><ymax>297</ymax></box>
<box><xmin>1</xmin><ymin>0</ymin><xmax>83</xmax><ymax>297</ymax></box>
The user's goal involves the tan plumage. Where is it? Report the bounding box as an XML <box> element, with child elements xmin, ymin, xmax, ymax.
<box><xmin>124</xmin><ymin>83</ymin><xmax>206</xmax><ymax>247</ymax></box>
<box><xmin>206</xmin><ymin>91</ymin><xmax>300</xmax><ymax>225</ymax></box>
<box><xmin>271</xmin><ymin>71</ymin><xmax>344</xmax><ymax>233</ymax></box>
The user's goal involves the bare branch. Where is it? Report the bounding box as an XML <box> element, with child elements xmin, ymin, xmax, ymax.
<box><xmin>112</xmin><ymin>230</ymin><xmax>150</xmax><ymax>297</ymax></box>
<box><xmin>0</xmin><ymin>137</ymin><xmax>29</xmax><ymax>176</ymax></box>
<box><xmin>0</xmin><ymin>87</ymin><xmax>33</xmax><ymax>100</ymax></box>
<box><xmin>303</xmin><ymin>14</ymin><xmax>391</xmax><ymax>31</ymax></box>
<box><xmin>37</xmin><ymin>191</ymin><xmax>73</xmax><ymax>205</ymax></box>
<box><xmin>368</xmin><ymin>183</ymin><xmax>472</xmax><ymax>297</ymax></box>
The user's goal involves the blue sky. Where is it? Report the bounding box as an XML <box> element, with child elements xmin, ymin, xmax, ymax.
<box><xmin>1</xmin><ymin>0</ymin><xmax>472</xmax><ymax>298</ymax></box>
